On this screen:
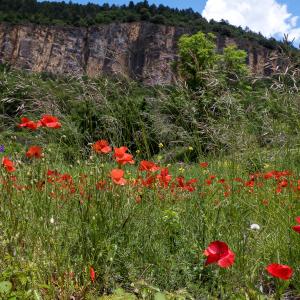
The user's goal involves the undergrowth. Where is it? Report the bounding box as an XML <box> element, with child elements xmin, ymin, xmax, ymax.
<box><xmin>0</xmin><ymin>65</ymin><xmax>300</xmax><ymax>161</ymax></box>
<box><xmin>0</xmin><ymin>60</ymin><xmax>300</xmax><ymax>298</ymax></box>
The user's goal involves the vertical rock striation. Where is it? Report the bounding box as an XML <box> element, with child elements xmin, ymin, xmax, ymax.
<box><xmin>0</xmin><ymin>22</ymin><xmax>277</xmax><ymax>85</ymax></box>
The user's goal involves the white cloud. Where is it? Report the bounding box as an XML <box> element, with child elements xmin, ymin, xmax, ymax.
<box><xmin>202</xmin><ymin>0</ymin><xmax>300</xmax><ymax>44</ymax></box>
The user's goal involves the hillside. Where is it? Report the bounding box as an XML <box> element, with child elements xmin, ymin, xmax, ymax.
<box><xmin>0</xmin><ymin>0</ymin><xmax>299</xmax><ymax>84</ymax></box>
<box><xmin>0</xmin><ymin>0</ymin><xmax>294</xmax><ymax>51</ymax></box>
<box><xmin>0</xmin><ymin>21</ymin><xmax>285</xmax><ymax>84</ymax></box>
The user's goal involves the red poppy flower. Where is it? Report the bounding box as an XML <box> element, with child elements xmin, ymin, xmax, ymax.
<box><xmin>47</xmin><ymin>169</ymin><xmax>60</xmax><ymax>177</ymax></box>
<box><xmin>2</xmin><ymin>156</ymin><xmax>16</xmax><ymax>172</ymax></box>
<box><xmin>292</xmin><ymin>216</ymin><xmax>300</xmax><ymax>233</ymax></box>
<box><xmin>204</xmin><ymin>241</ymin><xmax>235</xmax><ymax>268</ymax></box>
<box><xmin>113</xmin><ymin>147</ymin><xmax>134</xmax><ymax>165</ymax></box>
<box><xmin>278</xmin><ymin>180</ymin><xmax>288</xmax><ymax>188</ymax></box>
<box><xmin>176</xmin><ymin>176</ymin><xmax>197</xmax><ymax>192</ymax></box>
<box><xmin>117</xmin><ymin>153</ymin><xmax>134</xmax><ymax>165</ymax></box>
<box><xmin>157</xmin><ymin>168</ymin><xmax>172</xmax><ymax>188</ymax></box>
<box><xmin>200</xmin><ymin>162</ymin><xmax>208</xmax><ymax>168</ymax></box>
<box><xmin>141</xmin><ymin>175</ymin><xmax>156</xmax><ymax>187</ymax></box>
<box><xmin>114</xmin><ymin>146</ymin><xmax>128</xmax><ymax>157</ymax></box>
<box><xmin>26</xmin><ymin>146</ymin><xmax>42</xmax><ymax>159</ymax></box>
<box><xmin>40</xmin><ymin>115</ymin><xmax>61</xmax><ymax>129</ymax></box>
<box><xmin>59</xmin><ymin>173</ymin><xmax>73</xmax><ymax>183</ymax></box>
<box><xmin>139</xmin><ymin>160</ymin><xmax>160</xmax><ymax>172</ymax></box>
<box><xmin>245</xmin><ymin>180</ymin><xmax>255</xmax><ymax>187</ymax></box>
<box><xmin>110</xmin><ymin>169</ymin><xmax>126</xmax><ymax>185</ymax></box>
<box><xmin>264</xmin><ymin>171</ymin><xmax>276</xmax><ymax>180</ymax></box>
<box><xmin>266</xmin><ymin>263</ymin><xmax>293</xmax><ymax>280</ymax></box>
<box><xmin>18</xmin><ymin>117</ymin><xmax>41</xmax><ymax>130</ymax></box>
<box><xmin>89</xmin><ymin>267</ymin><xmax>95</xmax><ymax>283</ymax></box>
<box><xmin>92</xmin><ymin>140</ymin><xmax>112</xmax><ymax>154</ymax></box>
<box><xmin>292</xmin><ymin>225</ymin><xmax>300</xmax><ymax>233</ymax></box>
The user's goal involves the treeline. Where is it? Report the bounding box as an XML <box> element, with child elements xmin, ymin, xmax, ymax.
<box><xmin>0</xmin><ymin>0</ymin><xmax>288</xmax><ymax>50</ymax></box>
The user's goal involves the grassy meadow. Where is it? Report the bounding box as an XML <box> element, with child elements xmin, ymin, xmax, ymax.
<box><xmin>0</xmin><ymin>64</ymin><xmax>300</xmax><ymax>299</ymax></box>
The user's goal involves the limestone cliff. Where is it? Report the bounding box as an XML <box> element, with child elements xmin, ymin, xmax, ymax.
<box><xmin>0</xmin><ymin>22</ymin><xmax>277</xmax><ymax>85</ymax></box>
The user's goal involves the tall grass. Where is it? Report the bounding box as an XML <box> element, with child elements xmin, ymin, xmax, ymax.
<box><xmin>0</xmin><ymin>63</ymin><xmax>300</xmax><ymax>298</ymax></box>
<box><xmin>1</xmin><ymin>64</ymin><xmax>299</xmax><ymax>161</ymax></box>
<box><xmin>1</xmin><ymin>137</ymin><xmax>300</xmax><ymax>298</ymax></box>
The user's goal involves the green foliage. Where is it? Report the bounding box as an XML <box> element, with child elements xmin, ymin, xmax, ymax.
<box><xmin>0</xmin><ymin>281</ymin><xmax>12</xmax><ymax>296</ymax></box>
<box><xmin>98</xmin><ymin>288</ymin><xmax>137</xmax><ymax>299</ymax></box>
<box><xmin>178</xmin><ymin>32</ymin><xmax>218</xmax><ymax>88</ymax></box>
<box><xmin>0</xmin><ymin>254</ymin><xmax>43</xmax><ymax>299</ymax></box>
<box><xmin>0</xmin><ymin>66</ymin><xmax>300</xmax><ymax>159</ymax></box>
<box><xmin>0</xmin><ymin>47</ymin><xmax>300</xmax><ymax>299</ymax></box>
<box><xmin>177</xmin><ymin>32</ymin><xmax>249</xmax><ymax>89</ymax></box>
<box><xmin>220</xmin><ymin>44</ymin><xmax>249</xmax><ymax>81</ymax></box>
<box><xmin>1</xmin><ymin>137</ymin><xmax>300</xmax><ymax>298</ymax></box>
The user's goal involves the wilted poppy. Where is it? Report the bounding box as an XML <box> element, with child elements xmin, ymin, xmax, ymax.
<box><xmin>40</xmin><ymin>115</ymin><xmax>61</xmax><ymax>129</ymax></box>
<box><xmin>92</xmin><ymin>140</ymin><xmax>111</xmax><ymax>154</ymax></box>
<box><xmin>110</xmin><ymin>169</ymin><xmax>126</xmax><ymax>185</ymax></box>
<box><xmin>204</xmin><ymin>241</ymin><xmax>235</xmax><ymax>268</ymax></box>
<box><xmin>266</xmin><ymin>263</ymin><xmax>293</xmax><ymax>280</ymax></box>
<box><xmin>26</xmin><ymin>146</ymin><xmax>43</xmax><ymax>159</ymax></box>
<box><xmin>96</xmin><ymin>180</ymin><xmax>106</xmax><ymax>190</ymax></box>
<box><xmin>2</xmin><ymin>156</ymin><xmax>16</xmax><ymax>172</ymax></box>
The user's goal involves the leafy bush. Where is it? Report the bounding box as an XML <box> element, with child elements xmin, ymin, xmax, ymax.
<box><xmin>177</xmin><ymin>32</ymin><xmax>249</xmax><ymax>89</ymax></box>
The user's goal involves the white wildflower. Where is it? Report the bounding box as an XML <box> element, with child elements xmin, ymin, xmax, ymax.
<box><xmin>250</xmin><ymin>223</ymin><xmax>260</xmax><ymax>230</ymax></box>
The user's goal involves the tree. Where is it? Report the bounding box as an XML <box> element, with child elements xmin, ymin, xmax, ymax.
<box><xmin>177</xmin><ymin>32</ymin><xmax>218</xmax><ymax>88</ymax></box>
<box><xmin>128</xmin><ymin>1</ymin><xmax>135</xmax><ymax>9</ymax></box>
<box><xmin>221</xmin><ymin>44</ymin><xmax>249</xmax><ymax>81</ymax></box>
<box><xmin>140</xmin><ymin>8</ymin><xmax>150</xmax><ymax>21</ymax></box>
<box><xmin>177</xmin><ymin>32</ymin><xmax>249</xmax><ymax>89</ymax></box>
<box><xmin>150</xmin><ymin>14</ymin><xmax>166</xmax><ymax>24</ymax></box>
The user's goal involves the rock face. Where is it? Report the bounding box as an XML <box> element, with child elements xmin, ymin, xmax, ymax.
<box><xmin>0</xmin><ymin>22</ymin><xmax>277</xmax><ymax>85</ymax></box>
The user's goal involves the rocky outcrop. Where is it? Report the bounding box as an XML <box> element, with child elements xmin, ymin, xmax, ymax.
<box><xmin>0</xmin><ymin>22</ymin><xmax>277</xmax><ymax>85</ymax></box>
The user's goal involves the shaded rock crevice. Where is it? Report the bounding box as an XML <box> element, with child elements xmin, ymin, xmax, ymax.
<box><xmin>0</xmin><ymin>22</ymin><xmax>278</xmax><ymax>85</ymax></box>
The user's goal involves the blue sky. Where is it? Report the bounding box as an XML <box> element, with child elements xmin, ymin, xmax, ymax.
<box><xmin>41</xmin><ymin>0</ymin><xmax>300</xmax><ymax>45</ymax></box>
